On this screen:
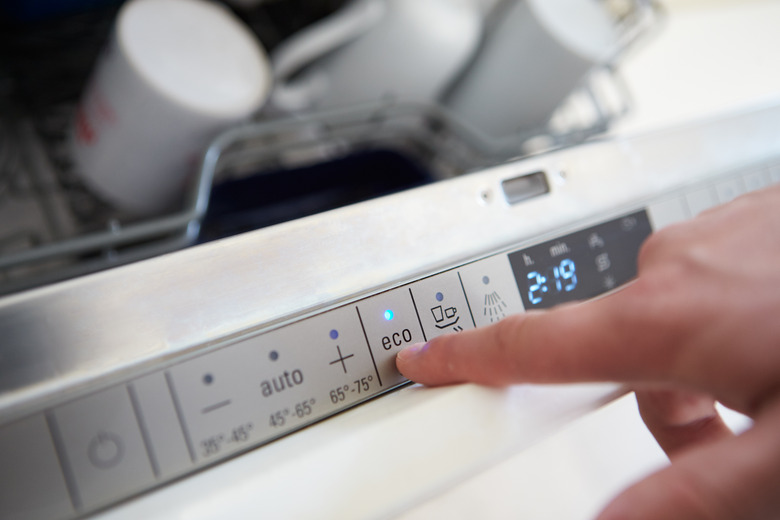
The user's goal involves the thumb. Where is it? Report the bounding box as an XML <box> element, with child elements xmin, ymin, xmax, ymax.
<box><xmin>597</xmin><ymin>401</ymin><xmax>780</xmax><ymax>520</ymax></box>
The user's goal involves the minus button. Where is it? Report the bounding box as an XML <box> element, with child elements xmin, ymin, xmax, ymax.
<box><xmin>201</xmin><ymin>399</ymin><xmax>232</xmax><ymax>415</ymax></box>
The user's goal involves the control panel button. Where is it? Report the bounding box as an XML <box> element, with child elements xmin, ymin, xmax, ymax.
<box><xmin>129</xmin><ymin>373</ymin><xmax>193</xmax><ymax>479</ymax></box>
<box><xmin>743</xmin><ymin>169</ymin><xmax>771</xmax><ymax>192</ymax></box>
<box><xmin>715</xmin><ymin>177</ymin><xmax>745</xmax><ymax>204</ymax></box>
<box><xmin>288</xmin><ymin>307</ymin><xmax>382</xmax><ymax>410</ymax></box>
<box><xmin>458</xmin><ymin>254</ymin><xmax>525</xmax><ymax>327</ymax></box>
<box><xmin>410</xmin><ymin>271</ymin><xmax>475</xmax><ymax>340</ymax></box>
<box><xmin>648</xmin><ymin>196</ymin><xmax>686</xmax><ymax>229</ymax></box>
<box><xmin>52</xmin><ymin>385</ymin><xmax>154</xmax><ymax>511</ymax></box>
<box><xmin>0</xmin><ymin>414</ymin><xmax>74</xmax><ymax>520</ymax></box>
<box><xmin>684</xmin><ymin>186</ymin><xmax>717</xmax><ymax>217</ymax></box>
<box><xmin>357</xmin><ymin>286</ymin><xmax>425</xmax><ymax>386</ymax></box>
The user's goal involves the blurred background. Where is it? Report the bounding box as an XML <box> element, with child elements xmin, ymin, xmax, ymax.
<box><xmin>0</xmin><ymin>0</ymin><xmax>657</xmax><ymax>295</ymax></box>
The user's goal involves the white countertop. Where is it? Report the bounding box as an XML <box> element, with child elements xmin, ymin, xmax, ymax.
<box><xmin>615</xmin><ymin>0</ymin><xmax>780</xmax><ymax>135</ymax></box>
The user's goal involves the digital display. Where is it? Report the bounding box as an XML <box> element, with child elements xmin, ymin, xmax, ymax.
<box><xmin>508</xmin><ymin>210</ymin><xmax>652</xmax><ymax>310</ymax></box>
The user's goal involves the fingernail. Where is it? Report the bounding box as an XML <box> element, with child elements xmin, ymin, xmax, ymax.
<box><xmin>397</xmin><ymin>342</ymin><xmax>429</xmax><ymax>362</ymax></box>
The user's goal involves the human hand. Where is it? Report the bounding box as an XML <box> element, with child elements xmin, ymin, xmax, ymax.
<box><xmin>396</xmin><ymin>184</ymin><xmax>780</xmax><ymax>519</ymax></box>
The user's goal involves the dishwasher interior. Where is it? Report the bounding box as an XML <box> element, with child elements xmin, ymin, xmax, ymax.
<box><xmin>0</xmin><ymin>0</ymin><xmax>656</xmax><ymax>296</ymax></box>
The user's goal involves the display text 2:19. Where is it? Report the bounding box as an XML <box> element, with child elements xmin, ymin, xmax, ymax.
<box><xmin>526</xmin><ymin>258</ymin><xmax>578</xmax><ymax>305</ymax></box>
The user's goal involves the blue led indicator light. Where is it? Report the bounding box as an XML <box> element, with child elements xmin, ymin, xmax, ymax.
<box><xmin>329</xmin><ymin>329</ymin><xmax>339</xmax><ymax>340</ymax></box>
<box><xmin>384</xmin><ymin>309</ymin><xmax>394</xmax><ymax>321</ymax></box>
<box><xmin>435</xmin><ymin>292</ymin><xmax>444</xmax><ymax>302</ymax></box>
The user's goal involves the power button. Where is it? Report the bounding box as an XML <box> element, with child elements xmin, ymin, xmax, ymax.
<box><xmin>53</xmin><ymin>385</ymin><xmax>154</xmax><ymax>510</ymax></box>
<box><xmin>88</xmin><ymin>431</ymin><xmax>124</xmax><ymax>469</ymax></box>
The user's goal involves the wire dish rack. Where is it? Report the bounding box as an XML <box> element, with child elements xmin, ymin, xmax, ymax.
<box><xmin>0</xmin><ymin>0</ymin><xmax>659</xmax><ymax>296</ymax></box>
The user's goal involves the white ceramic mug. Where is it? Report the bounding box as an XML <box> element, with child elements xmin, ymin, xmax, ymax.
<box><xmin>443</xmin><ymin>0</ymin><xmax>621</xmax><ymax>139</ymax></box>
<box><xmin>268</xmin><ymin>0</ymin><xmax>483</xmax><ymax>113</ymax></box>
<box><xmin>71</xmin><ymin>0</ymin><xmax>272</xmax><ymax>215</ymax></box>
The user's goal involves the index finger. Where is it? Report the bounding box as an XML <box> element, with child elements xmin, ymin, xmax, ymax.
<box><xmin>395</xmin><ymin>277</ymin><xmax>687</xmax><ymax>388</ymax></box>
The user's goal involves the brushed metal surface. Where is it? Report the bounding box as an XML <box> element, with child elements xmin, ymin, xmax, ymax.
<box><xmin>2</xmin><ymin>101</ymin><xmax>780</xmax><ymax>419</ymax></box>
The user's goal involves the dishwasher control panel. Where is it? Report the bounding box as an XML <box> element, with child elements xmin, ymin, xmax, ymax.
<box><xmin>163</xmin><ymin>210</ymin><xmax>650</xmax><ymax>470</ymax></box>
<box><xmin>1</xmin><ymin>159</ymin><xmax>778</xmax><ymax>520</ymax></box>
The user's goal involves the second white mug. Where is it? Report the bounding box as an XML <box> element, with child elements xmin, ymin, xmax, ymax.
<box><xmin>268</xmin><ymin>0</ymin><xmax>484</xmax><ymax>113</ymax></box>
<box><xmin>443</xmin><ymin>0</ymin><xmax>621</xmax><ymax>139</ymax></box>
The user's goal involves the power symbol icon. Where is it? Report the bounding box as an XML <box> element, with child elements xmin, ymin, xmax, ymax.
<box><xmin>88</xmin><ymin>431</ymin><xmax>125</xmax><ymax>469</ymax></box>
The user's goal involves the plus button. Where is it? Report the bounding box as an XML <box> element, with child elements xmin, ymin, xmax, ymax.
<box><xmin>329</xmin><ymin>345</ymin><xmax>354</xmax><ymax>374</ymax></box>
